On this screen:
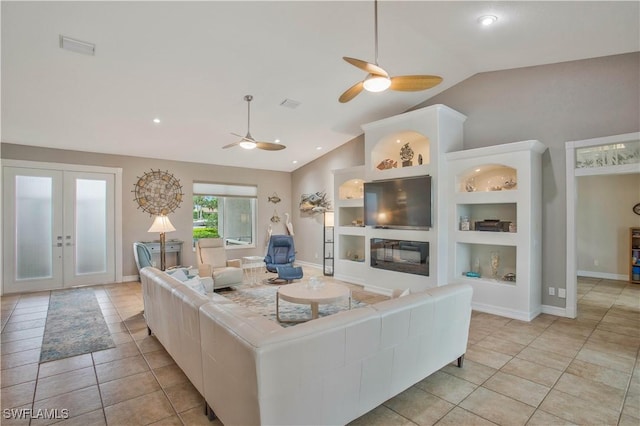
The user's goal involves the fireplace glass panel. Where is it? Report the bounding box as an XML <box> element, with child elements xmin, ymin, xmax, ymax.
<box><xmin>370</xmin><ymin>238</ymin><xmax>429</xmax><ymax>276</ymax></box>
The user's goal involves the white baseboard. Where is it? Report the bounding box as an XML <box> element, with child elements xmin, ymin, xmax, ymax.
<box><xmin>334</xmin><ymin>273</ymin><xmax>365</xmax><ymax>287</ymax></box>
<box><xmin>471</xmin><ymin>301</ymin><xmax>541</xmax><ymax>322</ymax></box>
<box><xmin>362</xmin><ymin>284</ymin><xmax>393</xmax><ymax>297</ymax></box>
<box><xmin>541</xmin><ymin>304</ymin><xmax>568</xmax><ymax>317</ymax></box>
<box><xmin>295</xmin><ymin>260</ymin><xmax>323</xmax><ymax>270</ymax></box>
<box><xmin>123</xmin><ymin>275</ymin><xmax>140</xmax><ymax>283</ymax></box>
<box><xmin>577</xmin><ymin>270</ymin><xmax>628</xmax><ymax>281</ymax></box>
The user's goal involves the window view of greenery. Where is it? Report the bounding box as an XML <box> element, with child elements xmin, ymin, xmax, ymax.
<box><xmin>193</xmin><ymin>195</ymin><xmax>255</xmax><ymax>247</ymax></box>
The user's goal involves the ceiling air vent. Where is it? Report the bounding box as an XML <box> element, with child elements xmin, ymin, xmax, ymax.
<box><xmin>279</xmin><ymin>98</ymin><xmax>301</xmax><ymax>109</ymax></box>
<box><xmin>59</xmin><ymin>35</ymin><xmax>95</xmax><ymax>56</ymax></box>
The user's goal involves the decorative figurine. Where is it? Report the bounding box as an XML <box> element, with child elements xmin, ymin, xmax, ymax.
<box><xmin>376</xmin><ymin>159</ymin><xmax>397</xmax><ymax>170</ymax></box>
<box><xmin>400</xmin><ymin>143</ymin><xmax>414</xmax><ymax>167</ymax></box>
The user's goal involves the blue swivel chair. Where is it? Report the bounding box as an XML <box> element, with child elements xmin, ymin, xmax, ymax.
<box><xmin>264</xmin><ymin>235</ymin><xmax>303</xmax><ymax>283</ymax></box>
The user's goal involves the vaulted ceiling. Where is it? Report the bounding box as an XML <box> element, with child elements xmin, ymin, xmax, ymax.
<box><xmin>3</xmin><ymin>1</ymin><xmax>639</xmax><ymax>172</ymax></box>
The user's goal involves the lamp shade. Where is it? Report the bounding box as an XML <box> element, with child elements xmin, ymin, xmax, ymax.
<box><xmin>148</xmin><ymin>215</ymin><xmax>176</xmax><ymax>233</ymax></box>
<box><xmin>324</xmin><ymin>211</ymin><xmax>334</xmax><ymax>227</ymax></box>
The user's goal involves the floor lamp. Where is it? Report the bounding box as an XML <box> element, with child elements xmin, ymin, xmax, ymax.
<box><xmin>148</xmin><ymin>215</ymin><xmax>176</xmax><ymax>271</ymax></box>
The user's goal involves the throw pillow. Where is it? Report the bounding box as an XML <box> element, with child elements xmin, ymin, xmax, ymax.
<box><xmin>392</xmin><ymin>288</ymin><xmax>411</xmax><ymax>298</ymax></box>
<box><xmin>167</xmin><ymin>268</ymin><xmax>189</xmax><ymax>282</ymax></box>
<box><xmin>184</xmin><ymin>277</ymin><xmax>206</xmax><ymax>295</ymax></box>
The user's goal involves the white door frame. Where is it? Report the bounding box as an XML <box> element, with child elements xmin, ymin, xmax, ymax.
<box><xmin>565</xmin><ymin>132</ymin><xmax>640</xmax><ymax>318</ymax></box>
<box><xmin>1</xmin><ymin>159</ymin><xmax>123</xmax><ymax>294</ymax></box>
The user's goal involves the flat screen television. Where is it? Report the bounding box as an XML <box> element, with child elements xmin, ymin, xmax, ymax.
<box><xmin>364</xmin><ymin>175</ymin><xmax>432</xmax><ymax>229</ymax></box>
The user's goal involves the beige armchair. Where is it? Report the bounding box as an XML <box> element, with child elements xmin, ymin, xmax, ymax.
<box><xmin>195</xmin><ymin>238</ymin><xmax>244</xmax><ymax>289</ymax></box>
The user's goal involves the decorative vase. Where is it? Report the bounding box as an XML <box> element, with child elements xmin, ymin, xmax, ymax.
<box><xmin>490</xmin><ymin>251</ymin><xmax>500</xmax><ymax>279</ymax></box>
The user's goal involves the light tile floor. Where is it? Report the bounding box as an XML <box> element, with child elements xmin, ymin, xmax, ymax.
<box><xmin>0</xmin><ymin>276</ymin><xmax>638</xmax><ymax>425</ymax></box>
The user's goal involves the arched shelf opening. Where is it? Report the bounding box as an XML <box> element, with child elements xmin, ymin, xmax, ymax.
<box><xmin>370</xmin><ymin>130</ymin><xmax>430</xmax><ymax>173</ymax></box>
<box><xmin>457</xmin><ymin>164</ymin><xmax>517</xmax><ymax>193</ymax></box>
<box><xmin>338</xmin><ymin>178</ymin><xmax>364</xmax><ymax>201</ymax></box>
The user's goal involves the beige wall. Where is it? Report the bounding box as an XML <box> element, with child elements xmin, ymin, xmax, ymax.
<box><xmin>577</xmin><ymin>173</ymin><xmax>640</xmax><ymax>278</ymax></box>
<box><xmin>1</xmin><ymin>143</ymin><xmax>291</xmax><ymax>278</ymax></box>
<box><xmin>290</xmin><ymin>135</ymin><xmax>364</xmax><ymax>266</ymax></box>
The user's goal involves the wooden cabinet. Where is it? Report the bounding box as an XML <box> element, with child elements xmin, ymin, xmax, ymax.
<box><xmin>141</xmin><ymin>240</ymin><xmax>183</xmax><ymax>268</ymax></box>
<box><xmin>631</xmin><ymin>227</ymin><xmax>640</xmax><ymax>284</ymax></box>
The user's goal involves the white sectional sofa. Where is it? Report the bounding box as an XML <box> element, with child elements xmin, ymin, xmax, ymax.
<box><xmin>140</xmin><ymin>267</ymin><xmax>473</xmax><ymax>426</ymax></box>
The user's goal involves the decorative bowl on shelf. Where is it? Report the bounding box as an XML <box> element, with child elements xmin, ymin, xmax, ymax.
<box><xmin>503</xmin><ymin>178</ymin><xmax>517</xmax><ymax>190</ymax></box>
<box><xmin>503</xmin><ymin>273</ymin><xmax>516</xmax><ymax>282</ymax></box>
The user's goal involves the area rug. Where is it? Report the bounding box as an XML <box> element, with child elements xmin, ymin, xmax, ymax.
<box><xmin>217</xmin><ymin>284</ymin><xmax>367</xmax><ymax>326</ymax></box>
<box><xmin>40</xmin><ymin>287</ymin><xmax>115</xmax><ymax>363</ymax></box>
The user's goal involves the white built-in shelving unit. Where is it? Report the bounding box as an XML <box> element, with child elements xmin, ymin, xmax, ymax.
<box><xmin>446</xmin><ymin>140</ymin><xmax>546</xmax><ymax>321</ymax></box>
<box><xmin>332</xmin><ymin>166</ymin><xmax>366</xmax><ymax>285</ymax></box>
<box><xmin>333</xmin><ymin>104</ymin><xmax>466</xmax><ymax>293</ymax></box>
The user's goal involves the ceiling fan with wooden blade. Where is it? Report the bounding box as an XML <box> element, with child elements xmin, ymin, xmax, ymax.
<box><xmin>339</xmin><ymin>0</ymin><xmax>443</xmax><ymax>103</ymax></box>
<box><xmin>224</xmin><ymin>95</ymin><xmax>285</xmax><ymax>151</ymax></box>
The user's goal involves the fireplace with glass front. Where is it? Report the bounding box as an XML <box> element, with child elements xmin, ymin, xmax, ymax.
<box><xmin>370</xmin><ymin>238</ymin><xmax>429</xmax><ymax>276</ymax></box>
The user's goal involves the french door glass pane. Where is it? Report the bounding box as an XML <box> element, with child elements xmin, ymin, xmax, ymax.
<box><xmin>15</xmin><ymin>175</ymin><xmax>53</xmax><ymax>280</ymax></box>
<box><xmin>76</xmin><ymin>179</ymin><xmax>107</xmax><ymax>274</ymax></box>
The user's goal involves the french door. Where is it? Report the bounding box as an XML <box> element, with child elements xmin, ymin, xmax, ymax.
<box><xmin>3</xmin><ymin>164</ymin><xmax>119</xmax><ymax>293</ymax></box>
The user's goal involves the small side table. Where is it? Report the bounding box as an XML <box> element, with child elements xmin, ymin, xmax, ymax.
<box><xmin>242</xmin><ymin>256</ymin><xmax>265</xmax><ymax>285</ymax></box>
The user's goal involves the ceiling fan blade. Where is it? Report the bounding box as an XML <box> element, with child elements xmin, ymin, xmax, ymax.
<box><xmin>343</xmin><ymin>57</ymin><xmax>388</xmax><ymax>77</ymax></box>
<box><xmin>339</xmin><ymin>81</ymin><xmax>365</xmax><ymax>103</ymax></box>
<box><xmin>390</xmin><ymin>75</ymin><xmax>443</xmax><ymax>92</ymax></box>
<box><xmin>256</xmin><ymin>142</ymin><xmax>286</xmax><ymax>151</ymax></box>
<box><xmin>222</xmin><ymin>141</ymin><xmax>240</xmax><ymax>149</ymax></box>
<box><xmin>230</xmin><ymin>132</ymin><xmax>255</xmax><ymax>142</ymax></box>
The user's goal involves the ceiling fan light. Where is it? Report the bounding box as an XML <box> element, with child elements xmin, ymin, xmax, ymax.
<box><xmin>239</xmin><ymin>141</ymin><xmax>257</xmax><ymax>150</ymax></box>
<box><xmin>363</xmin><ymin>75</ymin><xmax>391</xmax><ymax>92</ymax></box>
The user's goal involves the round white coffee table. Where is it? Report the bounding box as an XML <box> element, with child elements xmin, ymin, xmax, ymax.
<box><xmin>276</xmin><ymin>281</ymin><xmax>351</xmax><ymax>323</ymax></box>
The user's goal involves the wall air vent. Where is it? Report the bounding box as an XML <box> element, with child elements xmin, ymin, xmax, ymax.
<box><xmin>59</xmin><ymin>35</ymin><xmax>95</xmax><ymax>56</ymax></box>
<box><xmin>279</xmin><ymin>98</ymin><xmax>301</xmax><ymax>109</ymax></box>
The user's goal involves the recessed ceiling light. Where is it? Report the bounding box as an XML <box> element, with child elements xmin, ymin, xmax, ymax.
<box><xmin>396</xmin><ymin>139</ymin><xmax>401</xmax><ymax>143</ymax></box>
<box><xmin>478</xmin><ymin>15</ymin><xmax>497</xmax><ymax>26</ymax></box>
<box><xmin>292</xmin><ymin>160</ymin><xmax>298</xmax><ymax>164</ymax></box>
<box><xmin>475</xmin><ymin>168</ymin><xmax>481</xmax><ymax>172</ymax></box>
<box><xmin>153</xmin><ymin>118</ymin><xmax>161</xmax><ymax>124</ymax></box>
<box><xmin>316</xmin><ymin>146</ymin><xmax>323</xmax><ymax>150</ymax></box>
<box><xmin>274</xmin><ymin>139</ymin><xmax>281</xmax><ymax>143</ymax></box>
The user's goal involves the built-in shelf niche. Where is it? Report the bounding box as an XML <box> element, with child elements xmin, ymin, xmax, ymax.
<box><xmin>339</xmin><ymin>206</ymin><xmax>364</xmax><ymax>227</ymax></box>
<box><xmin>457</xmin><ymin>203</ymin><xmax>517</xmax><ymax>231</ymax></box>
<box><xmin>456</xmin><ymin>243</ymin><xmax>517</xmax><ymax>284</ymax></box>
<box><xmin>338</xmin><ymin>179</ymin><xmax>364</xmax><ymax>201</ymax></box>
<box><xmin>339</xmin><ymin>235</ymin><xmax>365</xmax><ymax>262</ymax></box>
<box><xmin>370</xmin><ymin>130</ymin><xmax>430</xmax><ymax>173</ymax></box>
<box><xmin>458</xmin><ymin>164</ymin><xmax>517</xmax><ymax>193</ymax></box>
